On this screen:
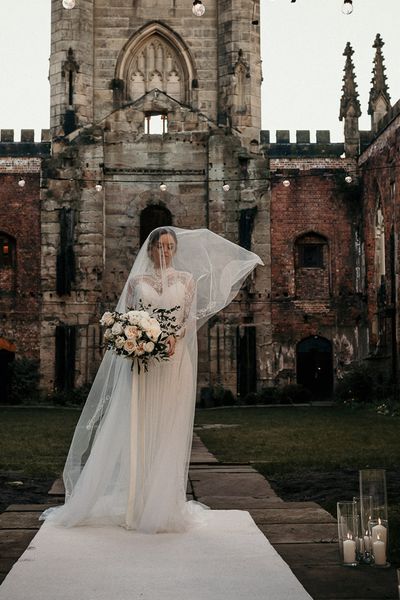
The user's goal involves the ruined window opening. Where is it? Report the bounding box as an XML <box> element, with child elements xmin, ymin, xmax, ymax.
<box><xmin>0</xmin><ymin>234</ymin><xmax>15</xmax><ymax>268</ymax></box>
<box><xmin>298</xmin><ymin>244</ymin><xmax>324</xmax><ymax>268</ymax></box>
<box><xmin>56</xmin><ymin>208</ymin><xmax>76</xmax><ymax>295</ymax></box>
<box><xmin>374</xmin><ymin>204</ymin><xmax>385</xmax><ymax>290</ymax></box>
<box><xmin>55</xmin><ymin>324</ymin><xmax>76</xmax><ymax>391</ymax></box>
<box><xmin>145</xmin><ymin>114</ymin><xmax>168</xmax><ymax>135</ymax></box>
<box><xmin>68</xmin><ymin>70</ymin><xmax>74</xmax><ymax>107</ymax></box>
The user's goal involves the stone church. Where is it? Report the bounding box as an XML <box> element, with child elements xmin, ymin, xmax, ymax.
<box><xmin>0</xmin><ymin>1</ymin><xmax>399</xmax><ymax>403</ymax></box>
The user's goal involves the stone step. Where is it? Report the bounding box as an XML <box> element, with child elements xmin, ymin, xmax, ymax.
<box><xmin>0</xmin><ymin>512</ymin><xmax>41</xmax><ymax>529</ymax></box>
<box><xmin>249</xmin><ymin>507</ymin><xmax>336</xmax><ymax>524</ymax></box>
<box><xmin>197</xmin><ymin>496</ymin><xmax>286</xmax><ymax>509</ymax></box>
<box><xmin>274</xmin><ymin>542</ymin><xmax>340</xmax><ymax>566</ymax></box>
<box><xmin>0</xmin><ymin>530</ymin><xmax>37</xmax><ymax>559</ymax></box>
<box><xmin>258</xmin><ymin>522</ymin><xmax>338</xmax><ymax>544</ymax></box>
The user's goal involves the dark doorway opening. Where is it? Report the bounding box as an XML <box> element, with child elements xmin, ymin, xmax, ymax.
<box><xmin>0</xmin><ymin>343</ymin><xmax>15</xmax><ymax>403</ymax></box>
<box><xmin>237</xmin><ymin>326</ymin><xmax>257</xmax><ymax>399</ymax></box>
<box><xmin>296</xmin><ymin>336</ymin><xmax>333</xmax><ymax>398</ymax></box>
<box><xmin>140</xmin><ymin>205</ymin><xmax>172</xmax><ymax>246</ymax></box>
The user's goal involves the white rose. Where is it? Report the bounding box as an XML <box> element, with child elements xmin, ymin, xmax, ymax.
<box><xmin>125</xmin><ymin>325</ymin><xmax>140</xmax><ymax>340</ymax></box>
<box><xmin>100</xmin><ymin>312</ymin><xmax>115</xmax><ymax>327</ymax></box>
<box><xmin>144</xmin><ymin>341</ymin><xmax>155</xmax><ymax>353</ymax></box>
<box><xmin>111</xmin><ymin>322</ymin><xmax>124</xmax><ymax>336</ymax></box>
<box><xmin>135</xmin><ymin>341</ymin><xmax>146</xmax><ymax>356</ymax></box>
<box><xmin>127</xmin><ymin>310</ymin><xmax>140</xmax><ymax>325</ymax></box>
<box><xmin>104</xmin><ymin>328</ymin><xmax>114</xmax><ymax>341</ymax></box>
<box><xmin>115</xmin><ymin>336</ymin><xmax>125</xmax><ymax>349</ymax></box>
<box><xmin>147</xmin><ymin>327</ymin><xmax>161</xmax><ymax>342</ymax></box>
<box><xmin>123</xmin><ymin>339</ymin><xmax>137</xmax><ymax>354</ymax></box>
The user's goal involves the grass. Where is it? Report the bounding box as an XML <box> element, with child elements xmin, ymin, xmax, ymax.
<box><xmin>0</xmin><ymin>407</ymin><xmax>80</xmax><ymax>477</ymax></box>
<box><xmin>194</xmin><ymin>405</ymin><xmax>400</xmax><ymax>469</ymax></box>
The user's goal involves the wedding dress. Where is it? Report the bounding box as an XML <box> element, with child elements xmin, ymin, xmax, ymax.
<box><xmin>41</xmin><ymin>227</ymin><xmax>262</xmax><ymax>533</ymax></box>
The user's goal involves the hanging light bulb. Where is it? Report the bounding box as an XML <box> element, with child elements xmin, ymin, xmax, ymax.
<box><xmin>222</xmin><ymin>182</ymin><xmax>230</xmax><ymax>192</ymax></box>
<box><xmin>345</xmin><ymin>175</ymin><xmax>353</xmax><ymax>184</ymax></box>
<box><xmin>159</xmin><ymin>182</ymin><xmax>167</xmax><ymax>192</ymax></box>
<box><xmin>192</xmin><ymin>0</ymin><xmax>205</xmax><ymax>17</ymax></box>
<box><xmin>342</xmin><ymin>0</ymin><xmax>353</xmax><ymax>15</ymax></box>
<box><xmin>95</xmin><ymin>182</ymin><xmax>103</xmax><ymax>192</ymax></box>
<box><xmin>62</xmin><ymin>0</ymin><xmax>76</xmax><ymax>8</ymax></box>
<box><xmin>282</xmin><ymin>179</ymin><xmax>290</xmax><ymax>187</ymax></box>
<box><xmin>18</xmin><ymin>177</ymin><xmax>26</xmax><ymax>188</ymax></box>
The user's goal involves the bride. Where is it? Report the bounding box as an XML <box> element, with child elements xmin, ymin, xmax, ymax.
<box><xmin>41</xmin><ymin>227</ymin><xmax>262</xmax><ymax>533</ymax></box>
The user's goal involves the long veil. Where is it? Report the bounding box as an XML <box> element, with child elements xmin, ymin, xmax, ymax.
<box><xmin>47</xmin><ymin>227</ymin><xmax>262</xmax><ymax>529</ymax></box>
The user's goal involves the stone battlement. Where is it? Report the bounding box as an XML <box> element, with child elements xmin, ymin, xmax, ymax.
<box><xmin>0</xmin><ymin>129</ymin><xmax>51</xmax><ymax>143</ymax></box>
<box><xmin>261</xmin><ymin>129</ymin><xmax>374</xmax><ymax>158</ymax></box>
<box><xmin>0</xmin><ymin>130</ymin><xmax>51</xmax><ymax>158</ymax></box>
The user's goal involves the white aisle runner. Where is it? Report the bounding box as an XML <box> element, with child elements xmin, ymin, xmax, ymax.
<box><xmin>0</xmin><ymin>510</ymin><xmax>312</xmax><ymax>600</ymax></box>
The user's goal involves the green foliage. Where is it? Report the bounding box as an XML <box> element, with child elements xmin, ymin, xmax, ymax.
<box><xmin>335</xmin><ymin>365</ymin><xmax>376</xmax><ymax>405</ymax></box>
<box><xmin>46</xmin><ymin>384</ymin><xmax>92</xmax><ymax>407</ymax></box>
<box><xmin>200</xmin><ymin>384</ymin><xmax>236</xmax><ymax>407</ymax></box>
<box><xmin>242</xmin><ymin>384</ymin><xmax>311</xmax><ymax>405</ymax></box>
<box><xmin>335</xmin><ymin>364</ymin><xmax>399</xmax><ymax>415</ymax></box>
<box><xmin>7</xmin><ymin>358</ymin><xmax>41</xmax><ymax>405</ymax></box>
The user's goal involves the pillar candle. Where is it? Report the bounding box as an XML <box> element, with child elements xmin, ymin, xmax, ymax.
<box><xmin>371</xmin><ymin>519</ymin><xmax>387</xmax><ymax>546</ymax></box>
<box><xmin>372</xmin><ymin>538</ymin><xmax>386</xmax><ymax>566</ymax></box>
<box><xmin>343</xmin><ymin>538</ymin><xmax>356</xmax><ymax>564</ymax></box>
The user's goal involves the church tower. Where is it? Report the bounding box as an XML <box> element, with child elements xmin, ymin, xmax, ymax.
<box><xmin>41</xmin><ymin>0</ymin><xmax>269</xmax><ymax>399</ymax></box>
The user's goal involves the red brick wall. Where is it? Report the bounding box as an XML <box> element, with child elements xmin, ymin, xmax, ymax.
<box><xmin>269</xmin><ymin>166</ymin><xmax>365</xmax><ymax>382</ymax></box>
<box><xmin>0</xmin><ymin>171</ymin><xmax>41</xmax><ymax>358</ymax></box>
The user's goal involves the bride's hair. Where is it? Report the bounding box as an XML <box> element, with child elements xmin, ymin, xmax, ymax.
<box><xmin>148</xmin><ymin>227</ymin><xmax>178</xmax><ymax>248</ymax></box>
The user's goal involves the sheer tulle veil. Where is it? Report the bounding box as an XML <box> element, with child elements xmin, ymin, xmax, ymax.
<box><xmin>49</xmin><ymin>227</ymin><xmax>262</xmax><ymax>529</ymax></box>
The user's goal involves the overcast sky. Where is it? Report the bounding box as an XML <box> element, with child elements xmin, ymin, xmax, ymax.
<box><xmin>0</xmin><ymin>0</ymin><xmax>399</xmax><ymax>142</ymax></box>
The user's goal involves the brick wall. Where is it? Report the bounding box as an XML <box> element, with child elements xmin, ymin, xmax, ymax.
<box><xmin>0</xmin><ymin>168</ymin><xmax>42</xmax><ymax>358</ymax></box>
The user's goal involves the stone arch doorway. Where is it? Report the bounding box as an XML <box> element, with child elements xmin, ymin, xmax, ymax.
<box><xmin>0</xmin><ymin>338</ymin><xmax>16</xmax><ymax>403</ymax></box>
<box><xmin>296</xmin><ymin>336</ymin><xmax>333</xmax><ymax>398</ymax></box>
<box><xmin>140</xmin><ymin>205</ymin><xmax>172</xmax><ymax>246</ymax></box>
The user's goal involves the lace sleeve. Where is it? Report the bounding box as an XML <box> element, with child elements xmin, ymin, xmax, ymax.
<box><xmin>175</xmin><ymin>273</ymin><xmax>195</xmax><ymax>339</ymax></box>
<box><xmin>125</xmin><ymin>276</ymin><xmax>138</xmax><ymax>310</ymax></box>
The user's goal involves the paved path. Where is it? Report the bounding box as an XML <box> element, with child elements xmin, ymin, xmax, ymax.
<box><xmin>0</xmin><ymin>434</ymin><xmax>399</xmax><ymax>599</ymax></box>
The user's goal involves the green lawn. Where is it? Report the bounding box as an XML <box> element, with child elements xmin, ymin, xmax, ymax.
<box><xmin>0</xmin><ymin>408</ymin><xmax>80</xmax><ymax>477</ymax></box>
<box><xmin>194</xmin><ymin>406</ymin><xmax>400</xmax><ymax>470</ymax></box>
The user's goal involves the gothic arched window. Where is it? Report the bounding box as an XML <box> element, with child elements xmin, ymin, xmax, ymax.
<box><xmin>115</xmin><ymin>23</ymin><xmax>196</xmax><ymax>106</ymax></box>
<box><xmin>140</xmin><ymin>205</ymin><xmax>172</xmax><ymax>246</ymax></box>
<box><xmin>294</xmin><ymin>232</ymin><xmax>329</xmax><ymax>299</ymax></box>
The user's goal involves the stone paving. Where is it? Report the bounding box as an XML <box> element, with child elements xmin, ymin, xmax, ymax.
<box><xmin>0</xmin><ymin>434</ymin><xmax>399</xmax><ymax>599</ymax></box>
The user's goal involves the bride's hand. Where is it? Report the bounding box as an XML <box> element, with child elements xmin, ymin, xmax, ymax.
<box><xmin>166</xmin><ymin>335</ymin><xmax>177</xmax><ymax>357</ymax></box>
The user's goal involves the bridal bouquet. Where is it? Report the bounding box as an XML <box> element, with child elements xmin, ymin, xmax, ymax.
<box><xmin>100</xmin><ymin>303</ymin><xmax>180</xmax><ymax>371</ymax></box>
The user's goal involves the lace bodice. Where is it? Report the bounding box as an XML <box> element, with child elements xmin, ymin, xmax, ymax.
<box><xmin>126</xmin><ymin>268</ymin><xmax>195</xmax><ymax>328</ymax></box>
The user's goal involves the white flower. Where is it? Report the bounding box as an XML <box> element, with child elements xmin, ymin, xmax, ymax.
<box><xmin>144</xmin><ymin>341</ymin><xmax>155</xmax><ymax>353</ymax></box>
<box><xmin>125</xmin><ymin>325</ymin><xmax>141</xmax><ymax>340</ymax></box>
<box><xmin>115</xmin><ymin>336</ymin><xmax>125</xmax><ymax>349</ymax></box>
<box><xmin>124</xmin><ymin>339</ymin><xmax>137</xmax><ymax>354</ymax></box>
<box><xmin>100</xmin><ymin>312</ymin><xmax>115</xmax><ymax>327</ymax></box>
<box><xmin>135</xmin><ymin>341</ymin><xmax>146</xmax><ymax>356</ymax></box>
<box><xmin>127</xmin><ymin>310</ymin><xmax>141</xmax><ymax>325</ymax></box>
<box><xmin>111</xmin><ymin>322</ymin><xmax>124</xmax><ymax>336</ymax></box>
<box><xmin>104</xmin><ymin>328</ymin><xmax>114</xmax><ymax>341</ymax></box>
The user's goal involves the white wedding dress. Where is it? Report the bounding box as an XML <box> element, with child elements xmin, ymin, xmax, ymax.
<box><xmin>43</xmin><ymin>268</ymin><xmax>201</xmax><ymax>533</ymax></box>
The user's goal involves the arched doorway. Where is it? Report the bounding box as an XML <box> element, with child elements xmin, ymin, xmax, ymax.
<box><xmin>0</xmin><ymin>338</ymin><xmax>16</xmax><ymax>403</ymax></box>
<box><xmin>140</xmin><ymin>205</ymin><xmax>172</xmax><ymax>246</ymax></box>
<box><xmin>296</xmin><ymin>336</ymin><xmax>333</xmax><ymax>398</ymax></box>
